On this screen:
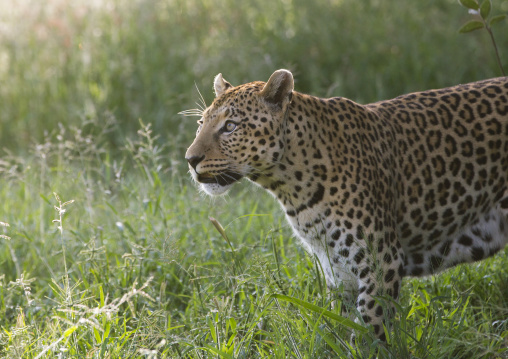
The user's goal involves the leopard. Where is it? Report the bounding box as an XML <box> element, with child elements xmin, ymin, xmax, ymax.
<box><xmin>184</xmin><ymin>69</ymin><xmax>508</xmax><ymax>341</ymax></box>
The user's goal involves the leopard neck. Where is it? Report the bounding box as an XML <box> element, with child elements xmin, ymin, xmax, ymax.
<box><xmin>249</xmin><ymin>92</ymin><xmax>356</xmax><ymax>213</ymax></box>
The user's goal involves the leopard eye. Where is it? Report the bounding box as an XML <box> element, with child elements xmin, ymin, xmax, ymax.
<box><xmin>196</xmin><ymin>120</ymin><xmax>203</xmax><ymax>134</ymax></box>
<box><xmin>223</xmin><ymin>121</ymin><xmax>237</xmax><ymax>133</ymax></box>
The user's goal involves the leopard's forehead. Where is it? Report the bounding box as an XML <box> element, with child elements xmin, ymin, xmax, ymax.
<box><xmin>210</xmin><ymin>81</ymin><xmax>265</xmax><ymax>109</ymax></box>
<box><xmin>201</xmin><ymin>81</ymin><xmax>265</xmax><ymax>124</ymax></box>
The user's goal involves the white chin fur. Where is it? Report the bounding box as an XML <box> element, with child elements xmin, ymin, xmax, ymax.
<box><xmin>201</xmin><ymin>183</ymin><xmax>234</xmax><ymax>196</ymax></box>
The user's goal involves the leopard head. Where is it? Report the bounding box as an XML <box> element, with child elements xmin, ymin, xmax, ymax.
<box><xmin>185</xmin><ymin>69</ymin><xmax>294</xmax><ymax>195</ymax></box>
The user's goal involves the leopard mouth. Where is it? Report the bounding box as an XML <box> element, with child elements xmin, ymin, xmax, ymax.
<box><xmin>197</xmin><ymin>171</ymin><xmax>243</xmax><ymax>186</ymax></box>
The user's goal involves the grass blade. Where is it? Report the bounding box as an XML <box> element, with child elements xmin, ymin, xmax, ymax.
<box><xmin>271</xmin><ymin>293</ymin><xmax>368</xmax><ymax>333</ymax></box>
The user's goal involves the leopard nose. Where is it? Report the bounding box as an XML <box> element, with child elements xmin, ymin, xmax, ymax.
<box><xmin>186</xmin><ymin>155</ymin><xmax>205</xmax><ymax>171</ymax></box>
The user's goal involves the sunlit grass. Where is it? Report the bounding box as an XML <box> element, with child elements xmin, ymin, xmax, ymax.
<box><xmin>0</xmin><ymin>119</ymin><xmax>506</xmax><ymax>358</ymax></box>
<box><xmin>1</xmin><ymin>0</ymin><xmax>508</xmax><ymax>152</ymax></box>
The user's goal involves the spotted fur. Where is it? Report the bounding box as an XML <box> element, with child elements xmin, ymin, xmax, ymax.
<box><xmin>185</xmin><ymin>69</ymin><xmax>508</xmax><ymax>340</ymax></box>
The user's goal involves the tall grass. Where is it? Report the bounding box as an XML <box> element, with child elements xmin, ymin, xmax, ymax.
<box><xmin>0</xmin><ymin>120</ymin><xmax>506</xmax><ymax>357</ymax></box>
<box><xmin>0</xmin><ymin>0</ymin><xmax>507</xmax><ymax>357</ymax></box>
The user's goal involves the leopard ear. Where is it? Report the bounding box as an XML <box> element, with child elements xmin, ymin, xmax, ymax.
<box><xmin>214</xmin><ymin>73</ymin><xmax>233</xmax><ymax>97</ymax></box>
<box><xmin>260</xmin><ymin>69</ymin><xmax>294</xmax><ymax>109</ymax></box>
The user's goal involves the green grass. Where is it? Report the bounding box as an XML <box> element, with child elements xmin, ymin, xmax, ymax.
<box><xmin>1</xmin><ymin>120</ymin><xmax>506</xmax><ymax>358</ymax></box>
<box><xmin>1</xmin><ymin>0</ymin><xmax>508</xmax><ymax>358</ymax></box>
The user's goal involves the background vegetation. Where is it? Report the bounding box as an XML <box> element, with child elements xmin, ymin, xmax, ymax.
<box><xmin>0</xmin><ymin>0</ymin><xmax>507</xmax><ymax>357</ymax></box>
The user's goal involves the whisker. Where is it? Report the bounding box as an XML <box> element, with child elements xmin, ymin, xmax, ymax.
<box><xmin>215</xmin><ymin>172</ymin><xmax>239</xmax><ymax>186</ymax></box>
<box><xmin>179</xmin><ymin>83</ymin><xmax>208</xmax><ymax>118</ymax></box>
<box><xmin>195</xmin><ymin>82</ymin><xmax>208</xmax><ymax>111</ymax></box>
<box><xmin>195</xmin><ymin>103</ymin><xmax>205</xmax><ymax>112</ymax></box>
<box><xmin>178</xmin><ymin>108</ymin><xmax>203</xmax><ymax>117</ymax></box>
<box><xmin>221</xmin><ymin>172</ymin><xmax>240</xmax><ymax>181</ymax></box>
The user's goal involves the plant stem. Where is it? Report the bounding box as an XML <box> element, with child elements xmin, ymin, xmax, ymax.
<box><xmin>486</xmin><ymin>25</ymin><xmax>506</xmax><ymax>76</ymax></box>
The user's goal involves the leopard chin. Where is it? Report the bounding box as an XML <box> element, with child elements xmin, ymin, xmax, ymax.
<box><xmin>194</xmin><ymin>171</ymin><xmax>243</xmax><ymax>196</ymax></box>
<box><xmin>200</xmin><ymin>182</ymin><xmax>234</xmax><ymax>196</ymax></box>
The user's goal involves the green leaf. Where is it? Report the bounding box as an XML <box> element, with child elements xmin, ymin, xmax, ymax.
<box><xmin>63</xmin><ymin>326</ymin><xmax>78</xmax><ymax>338</ymax></box>
<box><xmin>39</xmin><ymin>193</ymin><xmax>51</xmax><ymax>205</ymax></box>
<box><xmin>459</xmin><ymin>0</ymin><xmax>479</xmax><ymax>10</ymax></box>
<box><xmin>480</xmin><ymin>0</ymin><xmax>491</xmax><ymax>20</ymax></box>
<box><xmin>489</xmin><ymin>14</ymin><xmax>507</xmax><ymax>26</ymax></box>
<box><xmin>100</xmin><ymin>336</ymin><xmax>110</xmax><ymax>359</ymax></box>
<box><xmin>103</xmin><ymin>321</ymin><xmax>111</xmax><ymax>340</ymax></box>
<box><xmin>123</xmin><ymin>221</ymin><xmax>136</xmax><ymax>235</ymax></box>
<box><xmin>201</xmin><ymin>345</ymin><xmax>235</xmax><ymax>359</ymax></box>
<box><xmin>99</xmin><ymin>285</ymin><xmax>105</xmax><ymax>307</ymax></box>
<box><xmin>271</xmin><ymin>293</ymin><xmax>368</xmax><ymax>333</ymax></box>
<box><xmin>208</xmin><ymin>316</ymin><xmax>217</xmax><ymax>343</ymax></box>
<box><xmin>209</xmin><ymin>216</ymin><xmax>232</xmax><ymax>247</ymax></box>
<box><xmin>228</xmin><ymin>317</ymin><xmax>237</xmax><ymax>333</ymax></box>
<box><xmin>459</xmin><ymin>20</ymin><xmax>485</xmax><ymax>33</ymax></box>
<box><xmin>226</xmin><ymin>334</ymin><xmax>236</xmax><ymax>350</ymax></box>
<box><xmin>314</xmin><ymin>324</ymin><xmax>348</xmax><ymax>355</ymax></box>
<box><xmin>93</xmin><ymin>327</ymin><xmax>102</xmax><ymax>343</ymax></box>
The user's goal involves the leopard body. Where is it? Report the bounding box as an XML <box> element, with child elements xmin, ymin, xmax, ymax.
<box><xmin>185</xmin><ymin>70</ymin><xmax>508</xmax><ymax>340</ymax></box>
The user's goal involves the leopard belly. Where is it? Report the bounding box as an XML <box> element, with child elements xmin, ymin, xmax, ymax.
<box><xmin>403</xmin><ymin>201</ymin><xmax>508</xmax><ymax>276</ymax></box>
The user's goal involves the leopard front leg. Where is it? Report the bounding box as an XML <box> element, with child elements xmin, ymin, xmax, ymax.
<box><xmin>339</xmin><ymin>230</ymin><xmax>405</xmax><ymax>342</ymax></box>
